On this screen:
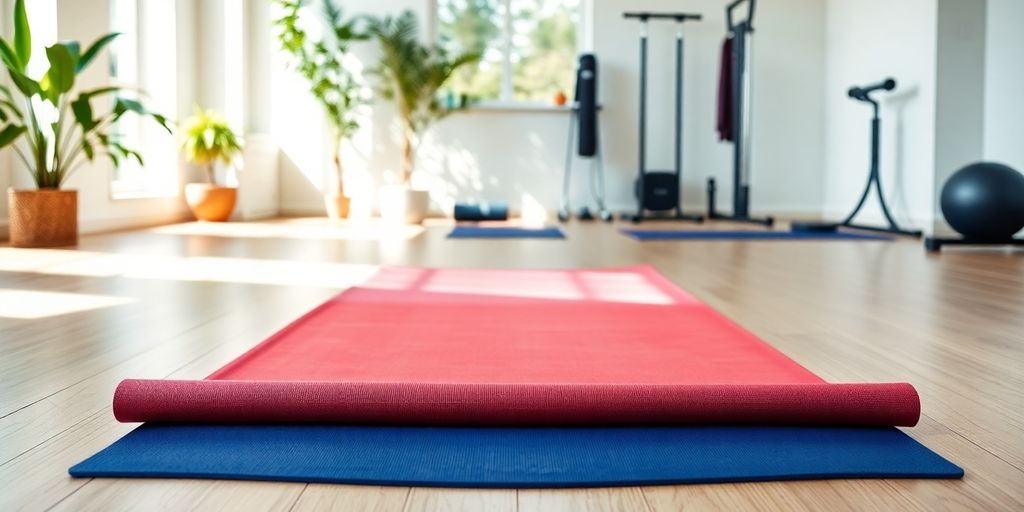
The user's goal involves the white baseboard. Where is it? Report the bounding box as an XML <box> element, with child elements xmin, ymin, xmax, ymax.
<box><xmin>77</xmin><ymin>212</ymin><xmax>193</xmax><ymax>237</ymax></box>
<box><xmin>1</xmin><ymin>212</ymin><xmax>192</xmax><ymax>242</ymax></box>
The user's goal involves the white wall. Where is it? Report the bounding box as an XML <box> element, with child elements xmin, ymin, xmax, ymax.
<box><xmin>269</xmin><ymin>0</ymin><xmax>828</xmax><ymax>217</ymax></box>
<box><xmin>983</xmin><ymin>0</ymin><xmax>1024</xmax><ymax>171</ymax></box>
<box><xmin>822</xmin><ymin>0</ymin><xmax>938</xmax><ymax>230</ymax></box>
<box><xmin>932</xmin><ymin>0</ymin><xmax>987</xmax><ymax>235</ymax></box>
<box><xmin>0</xmin><ymin>0</ymin><xmax>196</xmax><ymax>239</ymax></box>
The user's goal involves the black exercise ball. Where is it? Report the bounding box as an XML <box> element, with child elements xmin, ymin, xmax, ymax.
<box><xmin>940</xmin><ymin>162</ymin><xmax>1024</xmax><ymax>240</ymax></box>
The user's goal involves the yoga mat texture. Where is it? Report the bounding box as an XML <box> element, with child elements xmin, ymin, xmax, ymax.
<box><xmin>448</xmin><ymin>226</ymin><xmax>565</xmax><ymax>239</ymax></box>
<box><xmin>113</xmin><ymin>380</ymin><xmax>920</xmax><ymax>426</ymax></box>
<box><xmin>72</xmin><ymin>266</ymin><xmax>961</xmax><ymax>487</ymax></box>
<box><xmin>622</xmin><ymin>229</ymin><xmax>891</xmax><ymax>241</ymax></box>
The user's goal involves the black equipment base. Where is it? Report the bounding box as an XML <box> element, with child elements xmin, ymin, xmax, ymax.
<box><xmin>708</xmin><ymin>212</ymin><xmax>774</xmax><ymax>227</ymax></box>
<box><xmin>706</xmin><ymin>178</ymin><xmax>774</xmax><ymax>227</ymax></box>
<box><xmin>624</xmin><ymin>212</ymin><xmax>704</xmax><ymax>224</ymax></box>
<box><xmin>792</xmin><ymin>221</ymin><xmax>921</xmax><ymax>238</ymax></box>
<box><xmin>925</xmin><ymin>237</ymin><xmax>1024</xmax><ymax>252</ymax></box>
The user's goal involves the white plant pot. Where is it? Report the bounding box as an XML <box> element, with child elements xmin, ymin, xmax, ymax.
<box><xmin>379</xmin><ymin>185</ymin><xmax>430</xmax><ymax>224</ymax></box>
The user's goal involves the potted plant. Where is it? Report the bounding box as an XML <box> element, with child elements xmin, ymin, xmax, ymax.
<box><xmin>368</xmin><ymin>11</ymin><xmax>479</xmax><ymax>224</ymax></box>
<box><xmin>180</xmin><ymin>108</ymin><xmax>243</xmax><ymax>222</ymax></box>
<box><xmin>0</xmin><ymin>0</ymin><xmax>169</xmax><ymax>247</ymax></box>
<box><xmin>274</xmin><ymin>0</ymin><xmax>365</xmax><ymax>219</ymax></box>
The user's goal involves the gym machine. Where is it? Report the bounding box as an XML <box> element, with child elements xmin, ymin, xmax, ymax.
<box><xmin>622</xmin><ymin>11</ymin><xmax>704</xmax><ymax>223</ymax></box>
<box><xmin>707</xmin><ymin>0</ymin><xmax>773</xmax><ymax>227</ymax></box>
<box><xmin>791</xmin><ymin>78</ymin><xmax>922</xmax><ymax>237</ymax></box>
<box><xmin>559</xmin><ymin>54</ymin><xmax>612</xmax><ymax>222</ymax></box>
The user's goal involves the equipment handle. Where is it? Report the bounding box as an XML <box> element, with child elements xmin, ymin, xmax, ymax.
<box><xmin>848</xmin><ymin>78</ymin><xmax>896</xmax><ymax>101</ymax></box>
<box><xmin>624</xmin><ymin>12</ymin><xmax>703</xmax><ymax>22</ymax></box>
<box><xmin>726</xmin><ymin>0</ymin><xmax>756</xmax><ymax>31</ymax></box>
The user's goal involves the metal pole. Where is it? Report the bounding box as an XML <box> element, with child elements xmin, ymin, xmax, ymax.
<box><xmin>675</xmin><ymin>23</ymin><xmax>684</xmax><ymax>212</ymax></box>
<box><xmin>870</xmin><ymin>105</ymin><xmax>900</xmax><ymax>229</ymax></box>
<box><xmin>560</xmin><ymin>109</ymin><xmax>577</xmax><ymax>215</ymax></box>
<box><xmin>637</xmin><ymin>20</ymin><xmax>648</xmax><ymax>216</ymax></box>
<box><xmin>732</xmin><ymin>26</ymin><xmax>746</xmax><ymax>216</ymax></box>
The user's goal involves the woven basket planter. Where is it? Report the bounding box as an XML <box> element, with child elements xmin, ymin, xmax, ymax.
<box><xmin>7</xmin><ymin>189</ymin><xmax>78</xmax><ymax>248</ymax></box>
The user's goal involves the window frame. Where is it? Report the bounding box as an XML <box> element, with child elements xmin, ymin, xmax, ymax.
<box><xmin>107</xmin><ymin>0</ymin><xmax>181</xmax><ymax>200</ymax></box>
<box><xmin>431</xmin><ymin>0</ymin><xmax>591</xmax><ymax>109</ymax></box>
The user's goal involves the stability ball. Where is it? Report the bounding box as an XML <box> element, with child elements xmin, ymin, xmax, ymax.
<box><xmin>940</xmin><ymin>162</ymin><xmax>1024</xmax><ymax>240</ymax></box>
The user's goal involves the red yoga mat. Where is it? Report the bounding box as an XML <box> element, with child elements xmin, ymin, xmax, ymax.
<box><xmin>113</xmin><ymin>266</ymin><xmax>920</xmax><ymax>427</ymax></box>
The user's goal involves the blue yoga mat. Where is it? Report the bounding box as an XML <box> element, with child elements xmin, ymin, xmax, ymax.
<box><xmin>622</xmin><ymin>230</ymin><xmax>891</xmax><ymax>241</ymax></box>
<box><xmin>448</xmin><ymin>226</ymin><xmax>565</xmax><ymax>239</ymax></box>
<box><xmin>70</xmin><ymin>425</ymin><xmax>961</xmax><ymax>488</ymax></box>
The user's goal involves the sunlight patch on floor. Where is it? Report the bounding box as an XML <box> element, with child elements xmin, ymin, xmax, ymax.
<box><xmin>0</xmin><ymin>249</ymin><xmax>380</xmax><ymax>289</ymax></box>
<box><xmin>363</xmin><ymin>267</ymin><xmax>680</xmax><ymax>305</ymax></box>
<box><xmin>0</xmin><ymin>289</ymin><xmax>136</xmax><ymax>319</ymax></box>
<box><xmin>147</xmin><ymin>219</ymin><xmax>425</xmax><ymax>241</ymax></box>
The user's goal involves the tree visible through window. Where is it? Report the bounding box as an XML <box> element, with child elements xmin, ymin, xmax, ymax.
<box><xmin>437</xmin><ymin>0</ymin><xmax>579</xmax><ymax>104</ymax></box>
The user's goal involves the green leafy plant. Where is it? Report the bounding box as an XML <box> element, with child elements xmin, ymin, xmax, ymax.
<box><xmin>368</xmin><ymin>11</ymin><xmax>479</xmax><ymax>186</ymax></box>
<box><xmin>0</xmin><ymin>0</ymin><xmax>170</xmax><ymax>189</ymax></box>
<box><xmin>273</xmin><ymin>0</ymin><xmax>366</xmax><ymax>197</ymax></box>
<box><xmin>180</xmin><ymin>108</ymin><xmax>243</xmax><ymax>185</ymax></box>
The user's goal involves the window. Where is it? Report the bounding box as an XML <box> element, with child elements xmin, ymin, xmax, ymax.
<box><xmin>436</xmin><ymin>0</ymin><xmax>581</xmax><ymax>105</ymax></box>
<box><xmin>108</xmin><ymin>0</ymin><xmax>178</xmax><ymax>199</ymax></box>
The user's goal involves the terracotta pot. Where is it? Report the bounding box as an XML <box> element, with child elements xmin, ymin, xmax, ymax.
<box><xmin>184</xmin><ymin>183</ymin><xmax>237</xmax><ymax>222</ymax></box>
<box><xmin>324</xmin><ymin>195</ymin><xmax>351</xmax><ymax>220</ymax></box>
<box><xmin>7</xmin><ymin>188</ymin><xmax>78</xmax><ymax>248</ymax></box>
<box><xmin>379</xmin><ymin>185</ymin><xmax>430</xmax><ymax>224</ymax></box>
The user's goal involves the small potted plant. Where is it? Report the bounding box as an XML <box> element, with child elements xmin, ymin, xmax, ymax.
<box><xmin>274</xmin><ymin>0</ymin><xmax>366</xmax><ymax>219</ymax></box>
<box><xmin>180</xmin><ymin>108</ymin><xmax>243</xmax><ymax>222</ymax></box>
<box><xmin>368</xmin><ymin>11</ymin><xmax>479</xmax><ymax>224</ymax></box>
<box><xmin>0</xmin><ymin>0</ymin><xmax>169</xmax><ymax>247</ymax></box>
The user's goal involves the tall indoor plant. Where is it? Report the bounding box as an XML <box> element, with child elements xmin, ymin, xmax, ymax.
<box><xmin>368</xmin><ymin>11</ymin><xmax>479</xmax><ymax>224</ymax></box>
<box><xmin>274</xmin><ymin>0</ymin><xmax>365</xmax><ymax>219</ymax></box>
<box><xmin>180</xmin><ymin>108</ymin><xmax>243</xmax><ymax>222</ymax></box>
<box><xmin>0</xmin><ymin>0</ymin><xmax>169</xmax><ymax>247</ymax></box>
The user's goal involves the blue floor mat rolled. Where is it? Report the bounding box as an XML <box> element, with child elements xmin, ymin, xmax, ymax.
<box><xmin>448</xmin><ymin>226</ymin><xmax>566</xmax><ymax>239</ymax></box>
<box><xmin>621</xmin><ymin>229</ymin><xmax>891</xmax><ymax>241</ymax></box>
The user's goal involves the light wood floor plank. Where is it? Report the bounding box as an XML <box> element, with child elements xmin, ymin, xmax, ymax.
<box><xmin>290</xmin><ymin>485</ymin><xmax>410</xmax><ymax>512</ymax></box>
<box><xmin>519</xmin><ymin>487</ymin><xmax>650</xmax><ymax>512</ymax></box>
<box><xmin>402</xmin><ymin>488</ymin><xmax>516</xmax><ymax>512</ymax></box>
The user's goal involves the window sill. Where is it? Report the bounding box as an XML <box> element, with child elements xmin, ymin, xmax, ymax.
<box><xmin>460</xmin><ymin>102</ymin><xmax>571</xmax><ymax>114</ymax></box>
<box><xmin>110</xmin><ymin>190</ymin><xmax>180</xmax><ymax>201</ymax></box>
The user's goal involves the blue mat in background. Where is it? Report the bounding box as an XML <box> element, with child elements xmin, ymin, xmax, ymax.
<box><xmin>621</xmin><ymin>229</ymin><xmax>892</xmax><ymax>241</ymax></box>
<box><xmin>70</xmin><ymin>425</ymin><xmax>962</xmax><ymax>488</ymax></box>
<box><xmin>448</xmin><ymin>226</ymin><xmax>565</xmax><ymax>239</ymax></box>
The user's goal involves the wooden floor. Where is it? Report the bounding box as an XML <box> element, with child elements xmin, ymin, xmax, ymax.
<box><xmin>1</xmin><ymin>218</ymin><xmax>1022</xmax><ymax>511</ymax></box>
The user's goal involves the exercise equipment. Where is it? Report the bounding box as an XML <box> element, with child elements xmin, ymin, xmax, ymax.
<box><xmin>622</xmin><ymin>12</ymin><xmax>704</xmax><ymax>223</ymax></box>
<box><xmin>453</xmin><ymin>202</ymin><xmax>509</xmax><ymax>222</ymax></box>
<box><xmin>707</xmin><ymin>0</ymin><xmax>773</xmax><ymax>227</ymax></box>
<box><xmin>72</xmin><ymin>266</ymin><xmax>960</xmax><ymax>486</ymax></box>
<box><xmin>925</xmin><ymin>162</ymin><xmax>1024</xmax><ymax>251</ymax></box>
<box><xmin>558</xmin><ymin>54</ymin><xmax>612</xmax><ymax>223</ymax></box>
<box><xmin>448</xmin><ymin>226</ymin><xmax>565</xmax><ymax>239</ymax></box>
<box><xmin>792</xmin><ymin>78</ymin><xmax>922</xmax><ymax>237</ymax></box>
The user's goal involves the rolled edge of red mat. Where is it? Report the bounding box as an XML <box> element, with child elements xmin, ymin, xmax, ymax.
<box><xmin>113</xmin><ymin>380</ymin><xmax>920</xmax><ymax>427</ymax></box>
